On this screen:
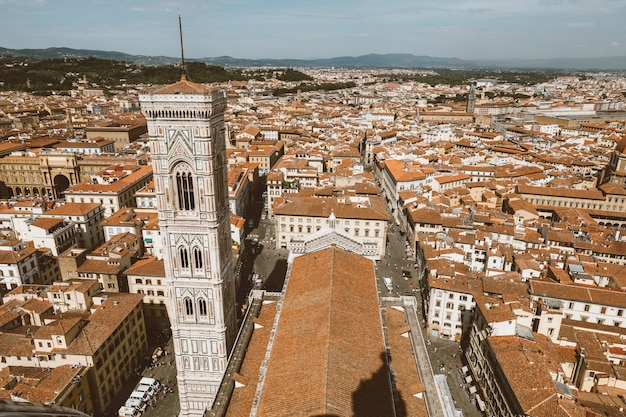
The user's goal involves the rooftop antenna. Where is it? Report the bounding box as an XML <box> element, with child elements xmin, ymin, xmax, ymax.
<box><xmin>178</xmin><ymin>14</ymin><xmax>187</xmax><ymax>80</ymax></box>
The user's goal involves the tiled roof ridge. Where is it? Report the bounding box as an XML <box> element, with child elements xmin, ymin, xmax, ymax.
<box><xmin>322</xmin><ymin>248</ymin><xmax>336</xmax><ymax>414</ymax></box>
<box><xmin>524</xmin><ymin>392</ymin><xmax>558</xmax><ymax>415</ymax></box>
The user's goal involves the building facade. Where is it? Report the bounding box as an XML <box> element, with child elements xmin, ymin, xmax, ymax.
<box><xmin>140</xmin><ymin>76</ymin><xmax>237</xmax><ymax>416</ymax></box>
<box><xmin>0</xmin><ymin>150</ymin><xmax>81</xmax><ymax>200</ymax></box>
<box><xmin>273</xmin><ymin>194</ymin><xmax>389</xmax><ymax>260</ymax></box>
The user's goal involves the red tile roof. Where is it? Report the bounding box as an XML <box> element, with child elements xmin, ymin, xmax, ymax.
<box><xmin>255</xmin><ymin>247</ymin><xmax>394</xmax><ymax>416</ymax></box>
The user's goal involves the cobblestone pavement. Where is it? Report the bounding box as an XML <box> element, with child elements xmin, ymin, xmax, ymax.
<box><xmin>425</xmin><ymin>335</ymin><xmax>483</xmax><ymax>417</ymax></box>
<box><xmin>107</xmin><ymin>334</ymin><xmax>179</xmax><ymax>417</ymax></box>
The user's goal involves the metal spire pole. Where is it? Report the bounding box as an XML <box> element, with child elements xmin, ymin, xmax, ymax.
<box><xmin>179</xmin><ymin>14</ymin><xmax>187</xmax><ymax>80</ymax></box>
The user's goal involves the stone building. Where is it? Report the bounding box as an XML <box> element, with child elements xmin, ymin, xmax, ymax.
<box><xmin>140</xmin><ymin>75</ymin><xmax>237</xmax><ymax>416</ymax></box>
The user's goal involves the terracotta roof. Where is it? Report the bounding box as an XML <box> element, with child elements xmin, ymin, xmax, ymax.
<box><xmin>517</xmin><ymin>184</ymin><xmax>605</xmax><ymax>200</ymax></box>
<box><xmin>125</xmin><ymin>257</ymin><xmax>165</xmax><ymax>277</ymax></box>
<box><xmin>273</xmin><ymin>195</ymin><xmax>389</xmax><ymax>221</ymax></box>
<box><xmin>255</xmin><ymin>247</ymin><xmax>394</xmax><ymax>417</ymax></box>
<box><xmin>599</xmin><ymin>182</ymin><xmax>626</xmax><ymax>195</ymax></box>
<box><xmin>30</xmin><ymin>217</ymin><xmax>65</xmax><ymax>231</ymax></box>
<box><xmin>0</xmin><ymin>365</ymin><xmax>84</xmax><ymax>404</ymax></box>
<box><xmin>148</xmin><ymin>75</ymin><xmax>214</xmax><ymax>95</ymax></box>
<box><xmin>224</xmin><ymin>302</ymin><xmax>276</xmax><ymax>417</ymax></box>
<box><xmin>616</xmin><ymin>135</ymin><xmax>626</xmax><ymax>154</ymax></box>
<box><xmin>383</xmin><ymin>307</ymin><xmax>427</xmax><ymax>415</ymax></box>
<box><xmin>384</xmin><ymin>159</ymin><xmax>427</xmax><ymax>182</ymax></box>
<box><xmin>77</xmin><ymin>259</ymin><xmax>121</xmax><ymax>275</ymax></box>
<box><xmin>45</xmin><ymin>202</ymin><xmax>101</xmax><ymax>217</ymax></box>
<box><xmin>530</xmin><ymin>279</ymin><xmax>626</xmax><ymax>307</ymax></box>
<box><xmin>66</xmin><ymin>293</ymin><xmax>144</xmax><ymax>355</ymax></box>
<box><xmin>488</xmin><ymin>335</ymin><xmax>563</xmax><ymax>414</ymax></box>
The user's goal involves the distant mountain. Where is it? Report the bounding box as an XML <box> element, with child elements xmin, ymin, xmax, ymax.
<box><xmin>0</xmin><ymin>47</ymin><xmax>472</xmax><ymax>68</ymax></box>
<box><xmin>200</xmin><ymin>53</ymin><xmax>471</xmax><ymax>69</ymax></box>
<box><xmin>2</xmin><ymin>46</ymin><xmax>626</xmax><ymax>70</ymax></box>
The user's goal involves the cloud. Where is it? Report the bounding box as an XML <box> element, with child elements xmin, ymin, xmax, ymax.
<box><xmin>611</xmin><ymin>41</ymin><xmax>620</xmax><ymax>48</ymax></box>
<box><xmin>461</xmin><ymin>8</ymin><xmax>492</xmax><ymax>14</ymax></box>
<box><xmin>567</xmin><ymin>21</ymin><xmax>594</xmax><ymax>28</ymax></box>
<box><xmin>538</xmin><ymin>0</ymin><xmax>580</xmax><ymax>5</ymax></box>
<box><xmin>0</xmin><ymin>0</ymin><xmax>46</xmax><ymax>4</ymax></box>
<box><xmin>349</xmin><ymin>33</ymin><xmax>369</xmax><ymax>38</ymax></box>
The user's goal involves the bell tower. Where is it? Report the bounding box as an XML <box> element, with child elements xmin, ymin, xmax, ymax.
<box><xmin>139</xmin><ymin>76</ymin><xmax>236</xmax><ymax>416</ymax></box>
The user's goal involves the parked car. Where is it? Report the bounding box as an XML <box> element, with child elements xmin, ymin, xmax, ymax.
<box><xmin>118</xmin><ymin>406</ymin><xmax>141</xmax><ymax>417</ymax></box>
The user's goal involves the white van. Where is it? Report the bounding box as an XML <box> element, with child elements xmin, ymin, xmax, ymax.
<box><xmin>118</xmin><ymin>406</ymin><xmax>141</xmax><ymax>417</ymax></box>
<box><xmin>129</xmin><ymin>390</ymin><xmax>150</xmax><ymax>404</ymax></box>
<box><xmin>383</xmin><ymin>277</ymin><xmax>393</xmax><ymax>292</ymax></box>
<box><xmin>124</xmin><ymin>398</ymin><xmax>145</xmax><ymax>411</ymax></box>
<box><xmin>139</xmin><ymin>377</ymin><xmax>160</xmax><ymax>391</ymax></box>
<box><xmin>135</xmin><ymin>383</ymin><xmax>156</xmax><ymax>399</ymax></box>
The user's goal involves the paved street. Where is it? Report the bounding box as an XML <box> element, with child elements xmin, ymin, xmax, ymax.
<box><xmin>245</xmin><ymin>217</ymin><xmax>289</xmax><ymax>293</ymax></box>
<box><xmin>425</xmin><ymin>335</ymin><xmax>482</xmax><ymax>417</ymax></box>
<box><xmin>108</xmin><ymin>333</ymin><xmax>179</xmax><ymax>417</ymax></box>
<box><xmin>376</xmin><ymin>225</ymin><xmax>417</xmax><ymax>296</ymax></box>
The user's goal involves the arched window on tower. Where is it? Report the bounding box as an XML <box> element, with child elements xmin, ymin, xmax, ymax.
<box><xmin>198</xmin><ymin>298</ymin><xmax>207</xmax><ymax>317</ymax></box>
<box><xmin>174</xmin><ymin>163</ymin><xmax>196</xmax><ymax>211</ymax></box>
<box><xmin>193</xmin><ymin>247</ymin><xmax>203</xmax><ymax>269</ymax></box>
<box><xmin>179</xmin><ymin>246</ymin><xmax>189</xmax><ymax>269</ymax></box>
<box><xmin>184</xmin><ymin>297</ymin><xmax>194</xmax><ymax>316</ymax></box>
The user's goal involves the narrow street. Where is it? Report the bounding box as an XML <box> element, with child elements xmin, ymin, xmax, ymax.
<box><xmin>376</xmin><ymin>225</ymin><xmax>416</xmax><ymax>296</ymax></box>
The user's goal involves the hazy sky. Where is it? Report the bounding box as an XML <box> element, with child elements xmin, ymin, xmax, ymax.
<box><xmin>1</xmin><ymin>0</ymin><xmax>625</xmax><ymax>60</ymax></box>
